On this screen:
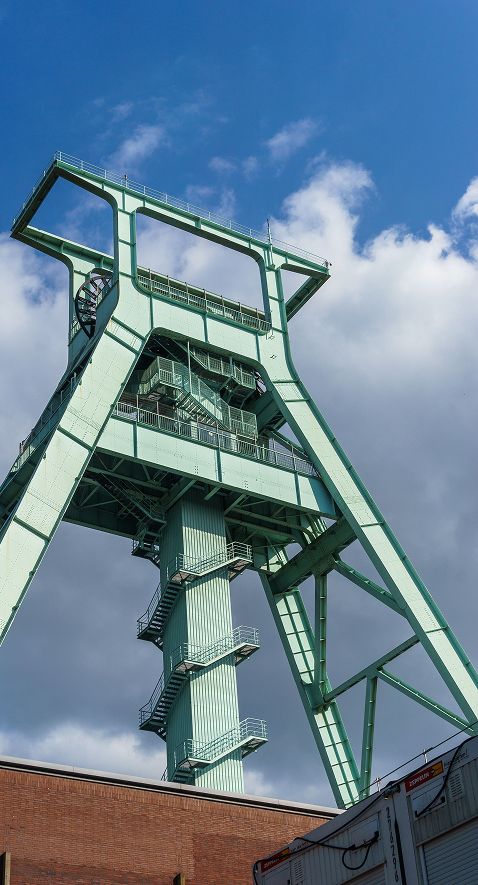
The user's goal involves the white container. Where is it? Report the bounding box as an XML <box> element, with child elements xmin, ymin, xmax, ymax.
<box><xmin>254</xmin><ymin>736</ymin><xmax>478</xmax><ymax>885</ymax></box>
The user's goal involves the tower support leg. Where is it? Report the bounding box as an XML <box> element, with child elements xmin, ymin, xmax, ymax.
<box><xmin>0</xmin><ymin>314</ymin><xmax>145</xmax><ymax>642</ymax></box>
<box><xmin>260</xmin><ymin>565</ymin><xmax>360</xmax><ymax>808</ymax></box>
<box><xmin>266</xmin><ymin>370</ymin><xmax>478</xmax><ymax>729</ymax></box>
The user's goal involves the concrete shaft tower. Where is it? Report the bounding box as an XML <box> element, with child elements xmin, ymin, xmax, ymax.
<box><xmin>1</xmin><ymin>153</ymin><xmax>478</xmax><ymax>807</ymax></box>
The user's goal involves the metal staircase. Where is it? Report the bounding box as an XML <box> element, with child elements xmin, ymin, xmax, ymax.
<box><xmin>74</xmin><ymin>272</ymin><xmax>112</xmax><ymax>339</ymax></box>
<box><xmin>166</xmin><ymin>719</ymin><xmax>268</xmax><ymax>784</ymax></box>
<box><xmin>172</xmin><ymin>627</ymin><xmax>260</xmax><ymax>673</ymax></box>
<box><xmin>150</xmin><ymin>338</ymin><xmax>256</xmax><ymax>393</ymax></box>
<box><xmin>0</xmin><ymin>372</ymin><xmax>85</xmax><ymax>538</ymax></box>
<box><xmin>2</xmin><ymin>373</ymin><xmax>80</xmax><ymax>493</ymax></box>
<box><xmin>96</xmin><ymin>476</ymin><xmax>166</xmax><ymax>527</ymax></box>
<box><xmin>139</xmin><ymin>668</ymin><xmax>185</xmax><ymax>739</ymax></box>
<box><xmin>139</xmin><ymin>627</ymin><xmax>260</xmax><ymax>739</ymax></box>
<box><xmin>137</xmin><ymin>544</ymin><xmax>253</xmax><ymax>648</ymax></box>
<box><xmin>131</xmin><ymin>535</ymin><xmax>161</xmax><ymax>567</ymax></box>
<box><xmin>187</xmin><ymin>346</ymin><xmax>256</xmax><ymax>390</ymax></box>
<box><xmin>137</xmin><ymin>584</ymin><xmax>171</xmax><ymax>647</ymax></box>
<box><xmin>127</xmin><ymin>356</ymin><xmax>257</xmax><ymax>437</ymax></box>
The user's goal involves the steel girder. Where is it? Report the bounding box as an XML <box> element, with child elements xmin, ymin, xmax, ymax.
<box><xmin>0</xmin><ymin>153</ymin><xmax>477</xmax><ymax>809</ymax></box>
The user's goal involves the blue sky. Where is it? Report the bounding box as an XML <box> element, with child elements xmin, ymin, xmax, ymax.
<box><xmin>1</xmin><ymin>1</ymin><xmax>478</xmax><ymax>807</ymax></box>
<box><xmin>2</xmin><ymin>1</ymin><xmax>478</xmax><ymax>240</ymax></box>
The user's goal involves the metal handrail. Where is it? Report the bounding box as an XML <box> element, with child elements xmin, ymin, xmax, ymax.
<box><xmin>11</xmin><ymin>374</ymin><xmax>81</xmax><ymax>473</ymax></box>
<box><xmin>136</xmin><ymin>272</ymin><xmax>271</xmax><ymax>335</ymax></box>
<box><xmin>167</xmin><ymin>542</ymin><xmax>252</xmax><ymax>581</ymax></box>
<box><xmin>139</xmin><ymin>672</ymin><xmax>165</xmax><ymax>725</ymax></box>
<box><xmin>139</xmin><ymin>627</ymin><xmax>260</xmax><ymax>726</ymax></box>
<box><xmin>129</xmin><ymin>355</ymin><xmax>257</xmax><ymax>437</ymax></box>
<box><xmin>173</xmin><ymin>718</ymin><xmax>268</xmax><ymax>767</ymax></box>
<box><xmin>171</xmin><ymin>626</ymin><xmax>260</xmax><ymax>668</ymax></box>
<box><xmin>189</xmin><ymin>347</ymin><xmax>255</xmax><ymax>389</ymax></box>
<box><xmin>113</xmin><ymin>400</ymin><xmax>318</xmax><ymax>477</ymax></box>
<box><xmin>137</xmin><ymin>584</ymin><xmax>162</xmax><ymax>634</ymax></box>
<box><xmin>13</xmin><ymin>151</ymin><xmax>330</xmax><ymax>270</ymax></box>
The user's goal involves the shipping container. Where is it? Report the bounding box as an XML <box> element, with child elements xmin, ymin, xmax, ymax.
<box><xmin>254</xmin><ymin>735</ymin><xmax>478</xmax><ymax>885</ymax></box>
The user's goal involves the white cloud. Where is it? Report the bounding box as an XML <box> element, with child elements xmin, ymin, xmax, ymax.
<box><xmin>0</xmin><ymin>236</ymin><xmax>66</xmax><ymax>475</ymax></box>
<box><xmin>111</xmin><ymin>101</ymin><xmax>133</xmax><ymax>122</ymax></box>
<box><xmin>266</xmin><ymin>118</ymin><xmax>319</xmax><ymax>163</ymax></box>
<box><xmin>271</xmin><ymin>160</ymin><xmax>373</xmax><ymax>265</ymax></box>
<box><xmin>185</xmin><ymin>184</ymin><xmax>215</xmax><ymax>204</ymax></box>
<box><xmin>209</xmin><ymin>156</ymin><xmax>236</xmax><ymax>175</ymax></box>
<box><xmin>244</xmin><ymin>766</ymin><xmax>275</xmax><ymax>797</ymax></box>
<box><xmin>242</xmin><ymin>155</ymin><xmax>259</xmax><ymax>180</ymax></box>
<box><xmin>3</xmin><ymin>159</ymin><xmax>478</xmax><ymax>802</ymax></box>
<box><xmin>270</xmin><ymin>160</ymin><xmax>478</xmax><ymax>385</ymax></box>
<box><xmin>0</xmin><ymin>723</ymin><xmax>166</xmax><ymax>779</ymax></box>
<box><xmin>453</xmin><ymin>176</ymin><xmax>478</xmax><ymax>221</ymax></box>
<box><xmin>109</xmin><ymin>124</ymin><xmax>165</xmax><ymax>171</ymax></box>
<box><xmin>215</xmin><ymin>186</ymin><xmax>236</xmax><ymax>219</ymax></box>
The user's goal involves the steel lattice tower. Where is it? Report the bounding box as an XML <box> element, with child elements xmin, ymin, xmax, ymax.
<box><xmin>1</xmin><ymin>153</ymin><xmax>478</xmax><ymax>807</ymax></box>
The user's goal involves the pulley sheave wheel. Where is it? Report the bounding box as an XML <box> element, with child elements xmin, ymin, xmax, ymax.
<box><xmin>74</xmin><ymin>273</ymin><xmax>112</xmax><ymax>338</ymax></box>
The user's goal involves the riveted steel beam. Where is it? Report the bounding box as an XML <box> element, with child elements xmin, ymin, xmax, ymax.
<box><xmin>4</xmin><ymin>152</ymin><xmax>478</xmax><ymax>804</ymax></box>
<box><xmin>378</xmin><ymin>670</ymin><xmax>472</xmax><ymax>732</ymax></box>
<box><xmin>260</xmin><ymin>565</ymin><xmax>360</xmax><ymax>808</ymax></box>
<box><xmin>324</xmin><ymin>636</ymin><xmax>419</xmax><ymax>702</ymax></box>
<box><xmin>269</xmin><ymin>518</ymin><xmax>355</xmax><ymax>595</ymax></box>
<box><xmin>334</xmin><ymin>558</ymin><xmax>404</xmax><ymax>616</ymax></box>
<box><xmin>360</xmin><ymin>677</ymin><xmax>378</xmax><ymax>798</ymax></box>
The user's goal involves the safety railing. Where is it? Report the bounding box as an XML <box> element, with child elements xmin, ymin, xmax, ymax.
<box><xmin>139</xmin><ymin>672</ymin><xmax>165</xmax><ymax>726</ymax></box>
<box><xmin>12</xmin><ymin>374</ymin><xmax>81</xmax><ymax>473</ymax></box>
<box><xmin>138</xmin><ymin>627</ymin><xmax>260</xmax><ymax>728</ymax></box>
<box><xmin>172</xmin><ymin>718</ymin><xmax>268</xmax><ymax>769</ymax></box>
<box><xmin>13</xmin><ymin>151</ymin><xmax>330</xmax><ymax>270</ymax></box>
<box><xmin>113</xmin><ymin>400</ymin><xmax>318</xmax><ymax>478</ymax></box>
<box><xmin>167</xmin><ymin>543</ymin><xmax>252</xmax><ymax>582</ymax></box>
<box><xmin>136</xmin><ymin>272</ymin><xmax>272</xmax><ymax>335</ymax></box>
<box><xmin>171</xmin><ymin>626</ymin><xmax>260</xmax><ymax>670</ymax></box>
<box><xmin>189</xmin><ymin>347</ymin><xmax>255</xmax><ymax>389</ymax></box>
<box><xmin>129</xmin><ymin>355</ymin><xmax>257</xmax><ymax>438</ymax></box>
<box><xmin>137</xmin><ymin>584</ymin><xmax>162</xmax><ymax>636</ymax></box>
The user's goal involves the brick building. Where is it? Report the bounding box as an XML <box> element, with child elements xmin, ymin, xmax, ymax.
<box><xmin>0</xmin><ymin>755</ymin><xmax>337</xmax><ymax>885</ymax></box>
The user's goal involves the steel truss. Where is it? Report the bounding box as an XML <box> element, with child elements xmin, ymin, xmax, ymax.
<box><xmin>1</xmin><ymin>152</ymin><xmax>477</xmax><ymax>806</ymax></box>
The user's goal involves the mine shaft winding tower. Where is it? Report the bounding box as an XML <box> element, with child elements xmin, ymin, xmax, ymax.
<box><xmin>1</xmin><ymin>153</ymin><xmax>478</xmax><ymax>806</ymax></box>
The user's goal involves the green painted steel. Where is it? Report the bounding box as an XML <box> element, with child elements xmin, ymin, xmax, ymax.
<box><xmin>158</xmin><ymin>491</ymin><xmax>246</xmax><ymax>791</ymax></box>
<box><xmin>1</xmin><ymin>152</ymin><xmax>478</xmax><ymax>806</ymax></box>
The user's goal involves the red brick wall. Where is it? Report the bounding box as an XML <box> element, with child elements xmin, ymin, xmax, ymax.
<box><xmin>0</xmin><ymin>766</ymin><xmax>332</xmax><ymax>885</ymax></box>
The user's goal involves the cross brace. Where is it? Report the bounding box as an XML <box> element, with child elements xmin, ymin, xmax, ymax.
<box><xmin>1</xmin><ymin>153</ymin><xmax>478</xmax><ymax>809</ymax></box>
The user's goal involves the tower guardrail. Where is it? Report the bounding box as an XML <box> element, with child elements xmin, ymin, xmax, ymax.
<box><xmin>114</xmin><ymin>400</ymin><xmax>318</xmax><ymax>477</ymax></box>
<box><xmin>12</xmin><ymin>151</ymin><xmax>330</xmax><ymax>272</ymax></box>
<box><xmin>170</xmin><ymin>718</ymin><xmax>268</xmax><ymax>776</ymax></box>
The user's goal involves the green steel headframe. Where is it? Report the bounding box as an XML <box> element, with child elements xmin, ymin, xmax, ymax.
<box><xmin>1</xmin><ymin>151</ymin><xmax>478</xmax><ymax>807</ymax></box>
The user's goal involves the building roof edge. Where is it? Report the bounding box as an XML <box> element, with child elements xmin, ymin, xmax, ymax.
<box><xmin>0</xmin><ymin>753</ymin><xmax>339</xmax><ymax>818</ymax></box>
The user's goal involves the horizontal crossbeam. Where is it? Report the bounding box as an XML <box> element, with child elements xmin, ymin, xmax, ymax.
<box><xmin>285</xmin><ymin>275</ymin><xmax>328</xmax><ymax>321</ymax></box>
<box><xmin>269</xmin><ymin>518</ymin><xmax>355</xmax><ymax>595</ymax></box>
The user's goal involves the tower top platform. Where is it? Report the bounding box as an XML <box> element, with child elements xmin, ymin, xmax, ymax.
<box><xmin>12</xmin><ymin>150</ymin><xmax>330</xmax><ymax>272</ymax></box>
